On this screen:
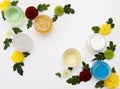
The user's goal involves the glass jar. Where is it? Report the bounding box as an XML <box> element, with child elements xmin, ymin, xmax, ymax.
<box><xmin>63</xmin><ymin>48</ymin><xmax>82</xmax><ymax>67</ymax></box>
<box><xmin>4</xmin><ymin>6</ymin><xmax>25</xmax><ymax>26</ymax></box>
<box><xmin>34</xmin><ymin>15</ymin><xmax>53</xmax><ymax>34</ymax></box>
<box><xmin>91</xmin><ymin>61</ymin><xmax>111</xmax><ymax>80</ymax></box>
<box><xmin>12</xmin><ymin>33</ymin><xmax>33</xmax><ymax>52</ymax></box>
<box><xmin>88</xmin><ymin>34</ymin><xmax>106</xmax><ymax>52</ymax></box>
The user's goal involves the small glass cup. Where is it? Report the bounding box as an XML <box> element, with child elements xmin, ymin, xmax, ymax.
<box><xmin>91</xmin><ymin>61</ymin><xmax>111</xmax><ymax>80</ymax></box>
<box><xmin>88</xmin><ymin>34</ymin><xmax>106</xmax><ymax>52</ymax></box>
<box><xmin>4</xmin><ymin>6</ymin><xmax>25</xmax><ymax>26</ymax></box>
<box><xmin>63</xmin><ymin>48</ymin><xmax>82</xmax><ymax>67</ymax></box>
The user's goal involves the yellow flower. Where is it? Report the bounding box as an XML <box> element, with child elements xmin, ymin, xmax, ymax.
<box><xmin>6</xmin><ymin>29</ymin><xmax>13</xmax><ymax>37</ymax></box>
<box><xmin>61</xmin><ymin>69</ymin><xmax>70</xmax><ymax>77</ymax></box>
<box><xmin>104</xmin><ymin>73</ymin><xmax>119</xmax><ymax>89</ymax></box>
<box><xmin>11</xmin><ymin>51</ymin><xmax>24</xmax><ymax>63</ymax></box>
<box><xmin>0</xmin><ymin>0</ymin><xmax>11</xmax><ymax>11</ymax></box>
<box><xmin>99</xmin><ymin>23</ymin><xmax>111</xmax><ymax>35</ymax></box>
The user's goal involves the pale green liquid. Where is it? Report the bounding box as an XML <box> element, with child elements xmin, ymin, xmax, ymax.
<box><xmin>5</xmin><ymin>6</ymin><xmax>25</xmax><ymax>26</ymax></box>
<box><xmin>8</xmin><ymin>8</ymin><xmax>19</xmax><ymax>20</ymax></box>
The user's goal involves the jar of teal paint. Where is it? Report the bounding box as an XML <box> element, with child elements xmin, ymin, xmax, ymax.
<box><xmin>91</xmin><ymin>61</ymin><xmax>111</xmax><ymax>80</ymax></box>
<box><xmin>4</xmin><ymin>6</ymin><xmax>25</xmax><ymax>26</ymax></box>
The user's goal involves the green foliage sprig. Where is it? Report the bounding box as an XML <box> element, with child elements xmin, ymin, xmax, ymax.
<box><xmin>37</xmin><ymin>4</ymin><xmax>50</xmax><ymax>12</ymax></box>
<box><xmin>66</xmin><ymin>76</ymin><xmax>81</xmax><ymax>85</ymax></box>
<box><xmin>55</xmin><ymin>72</ymin><xmax>61</xmax><ymax>78</ymax></box>
<box><xmin>12</xmin><ymin>27</ymin><xmax>23</xmax><ymax>34</ymax></box>
<box><xmin>92</xmin><ymin>52</ymin><xmax>105</xmax><ymax>61</ymax></box>
<box><xmin>27</xmin><ymin>20</ymin><xmax>33</xmax><ymax>29</ymax></box>
<box><xmin>106</xmin><ymin>18</ymin><xmax>115</xmax><ymax>28</ymax></box>
<box><xmin>1</xmin><ymin>11</ymin><xmax>5</xmax><ymax>20</ymax></box>
<box><xmin>107</xmin><ymin>41</ymin><xmax>116</xmax><ymax>51</ymax></box>
<box><xmin>95</xmin><ymin>80</ymin><xmax>104</xmax><ymax>88</ymax></box>
<box><xmin>3</xmin><ymin>38</ymin><xmax>12</xmax><ymax>50</ymax></box>
<box><xmin>11</xmin><ymin>0</ymin><xmax>19</xmax><ymax>6</ymax></box>
<box><xmin>64</xmin><ymin>4</ymin><xmax>75</xmax><ymax>14</ymax></box>
<box><xmin>82</xmin><ymin>61</ymin><xmax>90</xmax><ymax>70</ymax></box>
<box><xmin>13</xmin><ymin>62</ymin><xmax>24</xmax><ymax>76</ymax></box>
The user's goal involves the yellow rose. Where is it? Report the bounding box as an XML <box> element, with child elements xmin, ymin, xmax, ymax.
<box><xmin>0</xmin><ymin>0</ymin><xmax>11</xmax><ymax>11</ymax></box>
<box><xmin>104</xmin><ymin>73</ymin><xmax>119</xmax><ymax>89</ymax></box>
<box><xmin>11</xmin><ymin>51</ymin><xmax>25</xmax><ymax>63</ymax></box>
<box><xmin>99</xmin><ymin>23</ymin><xmax>111</xmax><ymax>35</ymax></box>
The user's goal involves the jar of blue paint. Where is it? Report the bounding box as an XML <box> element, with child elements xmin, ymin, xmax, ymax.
<box><xmin>91</xmin><ymin>61</ymin><xmax>111</xmax><ymax>80</ymax></box>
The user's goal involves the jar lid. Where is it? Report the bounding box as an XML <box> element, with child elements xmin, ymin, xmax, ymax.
<box><xmin>12</xmin><ymin>33</ymin><xmax>33</xmax><ymax>52</ymax></box>
<box><xmin>63</xmin><ymin>48</ymin><xmax>82</xmax><ymax>67</ymax></box>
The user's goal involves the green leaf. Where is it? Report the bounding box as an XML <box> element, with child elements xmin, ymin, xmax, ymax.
<box><xmin>11</xmin><ymin>0</ymin><xmax>19</xmax><ymax>6</ymax></box>
<box><xmin>82</xmin><ymin>61</ymin><xmax>90</xmax><ymax>70</ymax></box>
<box><xmin>107</xmin><ymin>41</ymin><xmax>116</xmax><ymax>51</ymax></box>
<box><xmin>111</xmin><ymin>23</ymin><xmax>115</xmax><ymax>28</ymax></box>
<box><xmin>17</xmin><ymin>66</ymin><xmax>23</xmax><ymax>76</ymax></box>
<box><xmin>112</xmin><ymin>67</ymin><xmax>116</xmax><ymax>73</ymax></box>
<box><xmin>52</xmin><ymin>15</ymin><xmax>58</xmax><ymax>22</ymax></box>
<box><xmin>92</xmin><ymin>52</ymin><xmax>105</xmax><ymax>61</ymax></box>
<box><xmin>107</xmin><ymin>18</ymin><xmax>115</xmax><ymax>28</ymax></box>
<box><xmin>82</xmin><ymin>61</ymin><xmax>86</xmax><ymax>67</ymax></box>
<box><xmin>3</xmin><ymin>38</ymin><xmax>12</xmax><ymax>50</ymax></box>
<box><xmin>68</xmin><ymin>67</ymin><xmax>73</xmax><ymax>71</ymax></box>
<box><xmin>27</xmin><ymin>20</ymin><xmax>33</xmax><ymax>29</ymax></box>
<box><xmin>92</xmin><ymin>26</ymin><xmax>100</xmax><ymax>33</ymax></box>
<box><xmin>13</xmin><ymin>63</ymin><xmax>18</xmax><ymax>71</ymax></box>
<box><xmin>1</xmin><ymin>11</ymin><xmax>5</xmax><ymax>20</ymax></box>
<box><xmin>64</xmin><ymin>4</ymin><xmax>75</xmax><ymax>14</ymax></box>
<box><xmin>107</xmin><ymin>18</ymin><xmax>113</xmax><ymax>24</ymax></box>
<box><xmin>37</xmin><ymin>4</ymin><xmax>50</xmax><ymax>12</ymax></box>
<box><xmin>66</xmin><ymin>76</ymin><xmax>81</xmax><ymax>85</ymax></box>
<box><xmin>95</xmin><ymin>81</ymin><xmax>104</xmax><ymax>88</ymax></box>
<box><xmin>55</xmin><ymin>72</ymin><xmax>61</xmax><ymax>77</ymax></box>
<box><xmin>12</xmin><ymin>27</ymin><xmax>22</xmax><ymax>34</ymax></box>
<box><xmin>19</xmin><ymin>62</ymin><xmax>24</xmax><ymax>66</ymax></box>
<box><xmin>23</xmin><ymin>52</ymin><xmax>30</xmax><ymax>57</ymax></box>
<box><xmin>69</xmin><ymin>9</ymin><xmax>75</xmax><ymax>14</ymax></box>
<box><xmin>13</xmin><ymin>62</ymin><xmax>24</xmax><ymax>76</ymax></box>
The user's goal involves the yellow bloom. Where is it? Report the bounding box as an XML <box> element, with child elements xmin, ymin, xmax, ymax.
<box><xmin>99</xmin><ymin>23</ymin><xmax>111</xmax><ymax>35</ymax></box>
<box><xmin>6</xmin><ymin>29</ymin><xmax>13</xmax><ymax>37</ymax></box>
<box><xmin>104</xmin><ymin>73</ymin><xmax>119</xmax><ymax>89</ymax></box>
<box><xmin>0</xmin><ymin>0</ymin><xmax>11</xmax><ymax>11</ymax></box>
<box><xmin>61</xmin><ymin>69</ymin><xmax>70</xmax><ymax>77</ymax></box>
<box><xmin>11</xmin><ymin>51</ymin><xmax>24</xmax><ymax>63</ymax></box>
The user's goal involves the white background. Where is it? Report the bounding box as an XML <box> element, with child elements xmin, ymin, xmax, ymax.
<box><xmin>0</xmin><ymin>0</ymin><xmax>120</xmax><ymax>89</ymax></box>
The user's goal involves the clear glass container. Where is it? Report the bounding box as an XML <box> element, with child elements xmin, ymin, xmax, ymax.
<box><xmin>91</xmin><ymin>61</ymin><xmax>111</xmax><ymax>80</ymax></box>
<box><xmin>34</xmin><ymin>15</ymin><xmax>53</xmax><ymax>34</ymax></box>
<box><xmin>4</xmin><ymin>6</ymin><xmax>25</xmax><ymax>26</ymax></box>
<box><xmin>12</xmin><ymin>33</ymin><xmax>33</xmax><ymax>52</ymax></box>
<box><xmin>88</xmin><ymin>34</ymin><xmax>106</xmax><ymax>52</ymax></box>
<box><xmin>63</xmin><ymin>48</ymin><xmax>82</xmax><ymax>67</ymax></box>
